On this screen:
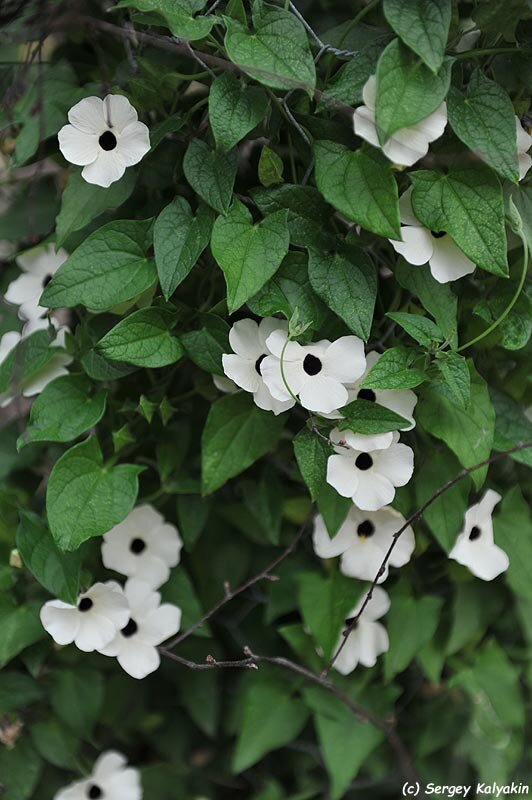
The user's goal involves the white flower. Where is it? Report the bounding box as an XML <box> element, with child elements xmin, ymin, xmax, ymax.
<box><xmin>449</xmin><ymin>490</ymin><xmax>509</xmax><ymax>581</ymax></box>
<box><xmin>212</xmin><ymin>373</ymin><xmax>238</xmax><ymax>394</ymax></box>
<box><xmin>321</xmin><ymin>351</ymin><xmax>418</xmax><ymax>430</ymax></box>
<box><xmin>99</xmin><ymin>579</ymin><xmax>182</xmax><ymax>680</ymax></box>
<box><xmin>58</xmin><ymin>95</ymin><xmax>150</xmax><ymax>188</ymax></box>
<box><xmin>332</xmin><ymin>586</ymin><xmax>390</xmax><ymax>675</ymax></box>
<box><xmin>389</xmin><ymin>187</ymin><xmax>476</xmax><ymax>284</ymax></box>
<box><xmin>455</xmin><ymin>18</ymin><xmax>480</xmax><ymax>53</ymax></box>
<box><xmin>40</xmin><ymin>582</ymin><xmax>130</xmax><ymax>653</ymax></box>
<box><xmin>326</xmin><ymin>429</ymin><xmax>414</xmax><ymax>511</ymax></box>
<box><xmin>222</xmin><ymin>317</ymin><xmax>294</xmax><ymax>415</ymax></box>
<box><xmin>54</xmin><ymin>751</ymin><xmax>141</xmax><ymax>800</ymax></box>
<box><xmin>353</xmin><ymin>76</ymin><xmax>447</xmax><ymax>167</ymax></box>
<box><xmin>102</xmin><ymin>504</ymin><xmax>183</xmax><ymax>589</ymax></box>
<box><xmin>0</xmin><ymin>320</ymin><xmax>72</xmax><ymax>407</ymax></box>
<box><xmin>313</xmin><ymin>505</ymin><xmax>415</xmax><ymax>582</ymax></box>
<box><xmin>261</xmin><ymin>330</ymin><xmax>366</xmax><ymax>414</ymax></box>
<box><xmin>516</xmin><ymin>116</ymin><xmax>532</xmax><ymax>180</ymax></box>
<box><xmin>4</xmin><ymin>244</ymin><xmax>68</xmax><ymax>321</ymax></box>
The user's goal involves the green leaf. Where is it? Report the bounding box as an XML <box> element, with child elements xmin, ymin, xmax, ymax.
<box><xmin>387</xmin><ymin>311</ymin><xmax>443</xmax><ymax>346</ymax></box>
<box><xmin>248</xmin><ymin>251</ymin><xmax>327</xmax><ymax>332</ymax></box>
<box><xmin>322</xmin><ymin>49</ymin><xmax>381</xmax><ymax>107</ymax></box>
<box><xmin>473</xmin><ymin>0</ymin><xmax>532</xmax><ymax>41</ymax></box>
<box><xmin>201</xmin><ymin>393</ymin><xmax>284</xmax><ymax>494</ymax></box>
<box><xmin>252</xmin><ymin>183</ymin><xmax>335</xmax><ymax>249</ymax></box>
<box><xmin>181</xmin><ymin>313</ymin><xmax>230</xmax><ymax>376</ymax></box>
<box><xmin>0</xmin><ymin>601</ymin><xmax>45</xmax><ymax>668</ymax></box>
<box><xmin>384</xmin><ymin>591</ymin><xmax>442</xmax><ymax>680</ymax></box>
<box><xmin>31</xmin><ymin>717</ymin><xmax>80</xmax><ymax>769</ymax></box>
<box><xmin>410</xmin><ymin>168</ymin><xmax>508</xmax><ymax>276</ymax></box>
<box><xmin>232</xmin><ymin>676</ymin><xmax>309</xmax><ymax>772</ymax></box>
<box><xmin>0</xmin><ymin>672</ymin><xmax>43</xmax><ymax>712</ymax></box>
<box><xmin>297</xmin><ymin>572</ymin><xmax>361</xmax><ymax>659</ymax></box>
<box><xmin>161</xmin><ymin>569</ymin><xmax>209</xmax><ymax>636</ymax></box>
<box><xmin>183</xmin><ymin>139</ymin><xmax>238</xmax><ymax>214</ymax></box>
<box><xmin>375</xmin><ymin>39</ymin><xmax>452</xmax><ymax>140</ymax></box>
<box><xmin>395</xmin><ymin>261</ymin><xmax>457</xmax><ymax>344</ymax></box>
<box><xmin>50</xmin><ymin>668</ymin><xmax>104</xmax><ymax>738</ymax></box>
<box><xmin>154</xmin><ymin>198</ymin><xmax>214</xmax><ymax>300</ymax></box>
<box><xmin>113</xmin><ymin>0</ymin><xmax>215</xmax><ymax>40</ymax></box>
<box><xmin>448</xmin><ymin>70</ymin><xmax>519</xmax><ymax>182</ymax></box>
<box><xmin>308</xmin><ymin>245</ymin><xmax>376</xmax><ymax>340</ymax></box>
<box><xmin>337</xmin><ymin>398</ymin><xmax>410</xmax><ymax>435</ymax></box>
<box><xmin>18</xmin><ymin>374</ymin><xmax>107</xmax><ymax>448</ymax></box>
<box><xmin>415</xmin><ymin>448</ymin><xmax>470</xmax><ymax>552</ymax></box>
<box><xmin>224</xmin><ymin>3</ymin><xmax>316</xmax><ymax>94</ymax></box>
<box><xmin>0</xmin><ymin>328</ymin><xmax>57</xmax><ymax>396</ymax></box>
<box><xmin>474</xmin><ymin>281</ymin><xmax>532</xmax><ymax>351</ymax></box>
<box><xmin>434</xmin><ymin>351</ymin><xmax>471</xmax><ymax>409</ymax></box>
<box><xmin>313</xmin><ymin>141</ymin><xmax>401</xmax><ymax>239</ymax></box>
<box><xmin>258</xmin><ymin>146</ymin><xmax>284</xmax><ymax>187</ymax></box>
<box><xmin>97</xmin><ymin>308</ymin><xmax>183</xmax><ymax>368</ymax></box>
<box><xmin>417</xmin><ymin>362</ymin><xmax>495</xmax><ymax>489</ymax></box>
<box><xmin>46</xmin><ymin>436</ymin><xmax>142</xmax><ymax>550</ymax></box>
<box><xmin>210</xmin><ymin>199</ymin><xmax>289</xmax><ymax>312</ymax></box>
<box><xmin>0</xmin><ymin>739</ymin><xmax>42</xmax><ymax>800</ymax></box>
<box><xmin>494</xmin><ymin>488</ymin><xmax>532</xmax><ymax>601</ymax></box>
<box><xmin>383</xmin><ymin>0</ymin><xmax>452</xmax><ymax>73</ymax></box>
<box><xmin>361</xmin><ymin>346</ymin><xmax>426</xmax><ymax>390</ymax></box>
<box><xmin>209</xmin><ymin>72</ymin><xmax>269</xmax><ymax>152</ymax></box>
<box><xmin>293</xmin><ymin>428</ymin><xmax>350</xmax><ymax>536</ymax></box>
<box><xmin>16</xmin><ymin>512</ymin><xmax>81</xmax><ymax>603</ymax></box>
<box><xmin>491</xmin><ymin>388</ymin><xmax>532</xmax><ymax>469</ymax></box>
<box><xmin>55</xmin><ymin>169</ymin><xmax>136</xmax><ymax>247</ymax></box>
<box><xmin>41</xmin><ymin>219</ymin><xmax>157</xmax><ymax>311</ymax></box>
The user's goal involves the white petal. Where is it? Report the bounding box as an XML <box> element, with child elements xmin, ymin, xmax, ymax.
<box><xmin>21</xmin><ymin>355</ymin><xmax>71</xmax><ymax>397</ymax></box>
<box><xmin>326</xmin><ymin>453</ymin><xmax>358</xmax><ymax>498</ymax></box>
<box><xmin>4</xmin><ymin>273</ymin><xmax>42</xmax><ymax>308</ymax></box>
<box><xmin>116</xmin><ymin>121</ymin><xmax>150</xmax><ymax>166</ymax></box>
<box><xmin>117</xmin><ymin>640</ymin><xmax>160</xmax><ymax>679</ymax></box>
<box><xmin>356</xmin><ymin>620</ymin><xmax>389</xmax><ymax>666</ymax></box>
<box><xmin>429</xmin><ymin>235</ymin><xmax>476</xmax><ymax>283</ymax></box>
<box><xmin>332</xmin><ymin>635</ymin><xmax>361</xmax><ymax>675</ymax></box>
<box><xmin>0</xmin><ymin>331</ymin><xmax>20</xmax><ymax>363</ymax></box>
<box><xmin>374</xmin><ymin>442</ymin><xmax>414</xmax><ymax>487</ymax></box>
<box><xmin>518</xmin><ymin>151</ymin><xmax>532</xmax><ymax>181</ymax></box>
<box><xmin>375</xmin><ymin>388</ymin><xmax>417</xmax><ymax>431</ymax></box>
<box><xmin>105</xmin><ymin>767</ymin><xmax>142</xmax><ymax>800</ymax></box>
<box><xmin>516</xmin><ymin>116</ymin><xmax>532</xmax><ymax>153</ymax></box>
<box><xmin>152</xmin><ymin>522</ymin><xmax>182</xmax><ymax>567</ymax></box>
<box><xmin>58</xmin><ymin>125</ymin><xmax>99</xmax><ymax>166</ymax></box>
<box><xmin>140</xmin><ymin>603</ymin><xmax>182</xmax><ymax>645</ymax></box>
<box><xmin>323</xmin><ymin>336</ymin><xmax>366</xmax><ymax>384</ymax></box>
<box><xmin>103</xmin><ymin>94</ymin><xmax>139</xmax><ymax>133</ymax></box>
<box><xmin>361</xmin><ymin>75</ymin><xmax>377</xmax><ymax>111</ymax></box>
<box><xmin>253</xmin><ymin>380</ymin><xmax>294</xmax><ymax>414</ymax></box>
<box><xmin>352</xmin><ymin>470</ymin><xmax>396</xmax><ymax>511</ymax></box>
<box><xmin>81</xmin><ymin>151</ymin><xmax>126</xmax><ymax>188</ymax></box>
<box><xmin>383</xmin><ymin>127</ymin><xmax>430</xmax><ymax>167</ymax></box>
<box><xmin>449</xmin><ymin>539</ymin><xmax>509</xmax><ymax>581</ymax></box>
<box><xmin>353</xmin><ymin>585</ymin><xmax>390</xmax><ymax>621</ymax></box>
<box><xmin>353</xmin><ymin>104</ymin><xmax>380</xmax><ymax>147</ymax></box>
<box><xmin>257</xmin><ymin>317</ymin><xmax>288</xmax><ymax>351</ymax></box>
<box><xmin>93</xmin><ymin>751</ymin><xmax>127</xmax><ymax>780</ymax></box>
<box><xmin>40</xmin><ymin>602</ymin><xmax>80</xmax><ymax>645</ymax></box>
<box><xmin>260</xmin><ymin>353</ymin><xmax>304</xmax><ymax>401</ymax></box>
<box><xmin>477</xmin><ymin>489</ymin><xmax>502</xmax><ymax>522</ymax></box>
<box><xmin>390</xmin><ymin>225</ymin><xmax>434</xmax><ymax>266</ymax></box>
<box><xmin>299</xmin><ymin>374</ymin><xmax>348</xmax><ymax>414</ymax></box>
<box><xmin>222</xmin><ymin>353</ymin><xmax>260</xmax><ymax>393</ymax></box>
<box><xmin>413</xmin><ymin>102</ymin><xmax>447</xmax><ymax>143</ymax></box>
<box><xmin>67</xmin><ymin>96</ymin><xmax>106</xmax><ymax>133</ymax></box>
<box><xmin>340</xmin><ymin>430</ymin><xmax>394</xmax><ymax>452</ymax></box>
<box><xmin>228</xmin><ymin>318</ymin><xmax>261</xmax><ymax>358</ymax></box>
<box><xmin>54</xmin><ymin>778</ymin><xmax>89</xmax><ymax>800</ymax></box>
<box><xmin>75</xmin><ymin>614</ymin><xmax>120</xmax><ymax>652</ymax></box>
<box><xmin>398</xmin><ymin>187</ymin><xmax>422</xmax><ymax>226</ymax></box>
<box><xmin>312</xmin><ymin>513</ymin><xmax>355</xmax><ymax>558</ymax></box>
<box><xmin>340</xmin><ymin>539</ymin><xmax>389</xmax><ymax>582</ymax></box>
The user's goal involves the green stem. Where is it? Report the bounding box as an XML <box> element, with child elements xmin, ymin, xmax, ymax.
<box><xmin>456</xmin><ymin>234</ymin><xmax>529</xmax><ymax>353</ymax></box>
<box><xmin>454</xmin><ymin>46</ymin><xmax>524</xmax><ymax>60</ymax></box>
<box><xmin>280</xmin><ymin>337</ymin><xmax>300</xmax><ymax>405</ymax></box>
<box><xmin>337</xmin><ymin>0</ymin><xmax>381</xmax><ymax>48</ymax></box>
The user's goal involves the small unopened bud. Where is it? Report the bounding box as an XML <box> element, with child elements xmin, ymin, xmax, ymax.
<box><xmin>9</xmin><ymin>549</ymin><xmax>22</xmax><ymax>569</ymax></box>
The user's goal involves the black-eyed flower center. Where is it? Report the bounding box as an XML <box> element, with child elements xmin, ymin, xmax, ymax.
<box><xmin>303</xmin><ymin>354</ymin><xmax>322</xmax><ymax>376</ymax></box>
<box><xmin>355</xmin><ymin>453</ymin><xmax>373</xmax><ymax>471</ymax></box>
<box><xmin>344</xmin><ymin>617</ymin><xmax>358</xmax><ymax>629</ymax></box>
<box><xmin>255</xmin><ymin>354</ymin><xmax>266</xmax><ymax>375</ymax></box>
<box><xmin>357</xmin><ymin>388</ymin><xmax>376</xmax><ymax>402</ymax></box>
<box><xmin>357</xmin><ymin>519</ymin><xmax>375</xmax><ymax>538</ymax></box>
<box><xmin>42</xmin><ymin>274</ymin><xmax>52</xmax><ymax>288</ymax></box>
<box><xmin>430</xmin><ymin>230</ymin><xmax>446</xmax><ymax>239</ymax></box>
<box><xmin>78</xmin><ymin>597</ymin><xmax>93</xmax><ymax>612</ymax></box>
<box><xmin>87</xmin><ymin>785</ymin><xmax>103</xmax><ymax>799</ymax></box>
<box><xmin>99</xmin><ymin>130</ymin><xmax>117</xmax><ymax>151</ymax></box>
<box><xmin>130</xmin><ymin>537</ymin><xmax>146</xmax><ymax>554</ymax></box>
<box><xmin>121</xmin><ymin>618</ymin><xmax>138</xmax><ymax>638</ymax></box>
<box><xmin>469</xmin><ymin>525</ymin><xmax>481</xmax><ymax>541</ymax></box>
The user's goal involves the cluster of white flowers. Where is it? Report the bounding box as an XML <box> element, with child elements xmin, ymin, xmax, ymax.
<box><xmin>1</xmin><ymin>244</ymin><xmax>73</xmax><ymax>404</ymax></box>
<box><xmin>55</xmin><ymin>751</ymin><xmax>141</xmax><ymax>800</ymax></box>
<box><xmin>41</xmin><ymin>504</ymin><xmax>183</xmax><ymax>680</ymax></box>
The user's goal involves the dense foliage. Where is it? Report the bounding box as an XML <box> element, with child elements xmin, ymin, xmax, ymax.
<box><xmin>1</xmin><ymin>0</ymin><xmax>532</xmax><ymax>797</ymax></box>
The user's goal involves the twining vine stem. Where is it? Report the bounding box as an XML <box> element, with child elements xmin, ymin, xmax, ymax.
<box><xmin>161</xmin><ymin>441</ymin><xmax>532</xmax><ymax>783</ymax></box>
